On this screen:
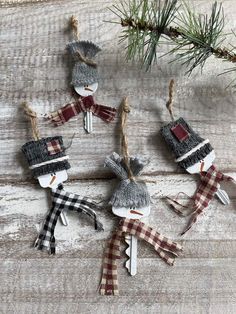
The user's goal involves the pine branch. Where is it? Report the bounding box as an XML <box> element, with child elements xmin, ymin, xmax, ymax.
<box><xmin>111</xmin><ymin>0</ymin><xmax>236</xmax><ymax>75</ymax></box>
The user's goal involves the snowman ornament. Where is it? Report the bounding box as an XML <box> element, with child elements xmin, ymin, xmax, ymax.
<box><xmin>22</xmin><ymin>135</ymin><xmax>103</xmax><ymax>254</ymax></box>
<box><xmin>69</xmin><ymin>40</ymin><xmax>100</xmax><ymax>133</ymax></box>
<box><xmin>108</xmin><ymin>153</ymin><xmax>151</xmax><ymax>276</ymax></box>
<box><xmin>161</xmin><ymin>117</ymin><xmax>232</xmax><ymax>235</ymax></box>
<box><xmin>46</xmin><ymin>41</ymin><xmax>116</xmax><ymax>133</ymax></box>
<box><xmin>22</xmin><ymin>136</ymin><xmax>71</xmax><ymax>226</ymax></box>
<box><xmin>99</xmin><ymin>152</ymin><xmax>182</xmax><ymax>295</ymax></box>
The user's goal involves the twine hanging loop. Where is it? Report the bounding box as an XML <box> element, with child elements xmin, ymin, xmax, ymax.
<box><xmin>120</xmin><ymin>97</ymin><xmax>134</xmax><ymax>181</ymax></box>
<box><xmin>166</xmin><ymin>79</ymin><xmax>175</xmax><ymax>121</ymax></box>
<box><xmin>22</xmin><ymin>102</ymin><xmax>40</xmax><ymax>141</ymax></box>
<box><xmin>70</xmin><ymin>15</ymin><xmax>80</xmax><ymax>40</ymax></box>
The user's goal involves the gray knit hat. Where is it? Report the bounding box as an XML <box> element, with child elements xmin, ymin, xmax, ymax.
<box><xmin>22</xmin><ymin>136</ymin><xmax>71</xmax><ymax>178</ymax></box>
<box><xmin>67</xmin><ymin>40</ymin><xmax>101</xmax><ymax>86</ymax></box>
<box><xmin>105</xmin><ymin>152</ymin><xmax>150</xmax><ymax>208</ymax></box>
<box><xmin>160</xmin><ymin>117</ymin><xmax>213</xmax><ymax>169</ymax></box>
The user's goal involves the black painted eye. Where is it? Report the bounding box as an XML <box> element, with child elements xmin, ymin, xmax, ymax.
<box><xmin>51</xmin><ymin>174</ymin><xmax>53</xmax><ymax>177</ymax></box>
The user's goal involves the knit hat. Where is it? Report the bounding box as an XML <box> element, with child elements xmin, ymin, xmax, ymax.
<box><xmin>105</xmin><ymin>152</ymin><xmax>150</xmax><ymax>208</ymax></box>
<box><xmin>67</xmin><ymin>40</ymin><xmax>101</xmax><ymax>86</ymax></box>
<box><xmin>22</xmin><ymin>136</ymin><xmax>71</xmax><ymax>178</ymax></box>
<box><xmin>160</xmin><ymin>117</ymin><xmax>213</xmax><ymax>169</ymax></box>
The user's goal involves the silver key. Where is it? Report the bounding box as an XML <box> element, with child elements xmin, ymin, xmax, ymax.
<box><xmin>125</xmin><ymin>234</ymin><xmax>137</xmax><ymax>276</ymax></box>
<box><xmin>60</xmin><ymin>211</ymin><xmax>68</xmax><ymax>226</ymax></box>
<box><xmin>84</xmin><ymin>112</ymin><xmax>93</xmax><ymax>133</ymax></box>
<box><xmin>215</xmin><ymin>188</ymin><xmax>230</xmax><ymax>205</ymax></box>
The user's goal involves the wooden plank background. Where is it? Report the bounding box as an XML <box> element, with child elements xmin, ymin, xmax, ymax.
<box><xmin>1</xmin><ymin>0</ymin><xmax>236</xmax><ymax>313</ymax></box>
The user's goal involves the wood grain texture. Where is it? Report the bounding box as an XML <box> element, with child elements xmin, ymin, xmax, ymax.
<box><xmin>1</xmin><ymin>0</ymin><xmax>236</xmax><ymax>313</ymax></box>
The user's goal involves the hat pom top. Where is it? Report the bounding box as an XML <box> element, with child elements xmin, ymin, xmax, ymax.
<box><xmin>105</xmin><ymin>152</ymin><xmax>150</xmax><ymax>208</ymax></box>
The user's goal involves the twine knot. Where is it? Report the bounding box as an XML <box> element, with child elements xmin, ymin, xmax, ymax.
<box><xmin>123</xmin><ymin>98</ymin><xmax>130</xmax><ymax>113</ymax></box>
<box><xmin>70</xmin><ymin>15</ymin><xmax>79</xmax><ymax>40</ymax></box>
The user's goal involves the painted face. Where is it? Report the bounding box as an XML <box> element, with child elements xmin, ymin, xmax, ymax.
<box><xmin>186</xmin><ymin>150</ymin><xmax>216</xmax><ymax>174</ymax></box>
<box><xmin>112</xmin><ymin>205</ymin><xmax>150</xmax><ymax>220</ymax></box>
<box><xmin>38</xmin><ymin>170</ymin><xmax>68</xmax><ymax>188</ymax></box>
<box><xmin>74</xmin><ymin>82</ymin><xmax>98</xmax><ymax>97</ymax></box>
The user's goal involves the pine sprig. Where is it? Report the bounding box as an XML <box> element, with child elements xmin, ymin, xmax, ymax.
<box><xmin>111</xmin><ymin>0</ymin><xmax>236</xmax><ymax>76</ymax></box>
<box><xmin>170</xmin><ymin>1</ymin><xmax>226</xmax><ymax>73</ymax></box>
<box><xmin>116</xmin><ymin>0</ymin><xmax>179</xmax><ymax>69</ymax></box>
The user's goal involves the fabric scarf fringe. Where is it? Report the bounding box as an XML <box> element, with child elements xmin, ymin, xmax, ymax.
<box><xmin>34</xmin><ymin>234</ymin><xmax>56</xmax><ymax>255</ymax></box>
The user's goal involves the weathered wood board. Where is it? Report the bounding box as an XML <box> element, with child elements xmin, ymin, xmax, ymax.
<box><xmin>1</xmin><ymin>0</ymin><xmax>236</xmax><ymax>313</ymax></box>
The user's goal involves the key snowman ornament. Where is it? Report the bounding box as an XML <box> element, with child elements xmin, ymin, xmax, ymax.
<box><xmin>108</xmin><ymin>152</ymin><xmax>151</xmax><ymax>277</ymax></box>
<box><xmin>99</xmin><ymin>99</ymin><xmax>182</xmax><ymax>296</ymax></box>
<box><xmin>100</xmin><ymin>152</ymin><xmax>182</xmax><ymax>295</ymax></box>
<box><xmin>161</xmin><ymin>92</ymin><xmax>235</xmax><ymax>234</ymax></box>
<box><xmin>23</xmin><ymin>136</ymin><xmax>71</xmax><ymax>227</ymax></box>
<box><xmin>46</xmin><ymin>17</ymin><xmax>116</xmax><ymax>133</ymax></box>
<box><xmin>21</xmin><ymin>104</ymin><xmax>103</xmax><ymax>254</ymax></box>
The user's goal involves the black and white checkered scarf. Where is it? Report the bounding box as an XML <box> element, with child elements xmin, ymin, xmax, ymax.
<box><xmin>34</xmin><ymin>184</ymin><xmax>104</xmax><ymax>254</ymax></box>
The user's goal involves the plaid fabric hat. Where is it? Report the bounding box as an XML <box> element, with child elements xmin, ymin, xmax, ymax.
<box><xmin>160</xmin><ymin>117</ymin><xmax>213</xmax><ymax>169</ymax></box>
<box><xmin>105</xmin><ymin>152</ymin><xmax>150</xmax><ymax>208</ymax></box>
<box><xmin>67</xmin><ymin>40</ymin><xmax>101</xmax><ymax>86</ymax></box>
<box><xmin>22</xmin><ymin>136</ymin><xmax>71</xmax><ymax>178</ymax></box>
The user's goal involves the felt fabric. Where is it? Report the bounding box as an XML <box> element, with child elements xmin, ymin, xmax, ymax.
<box><xmin>67</xmin><ymin>40</ymin><xmax>101</xmax><ymax>86</ymax></box>
<box><xmin>160</xmin><ymin>117</ymin><xmax>213</xmax><ymax>169</ymax></box>
<box><xmin>46</xmin><ymin>96</ymin><xmax>116</xmax><ymax>126</ymax></box>
<box><xmin>34</xmin><ymin>184</ymin><xmax>104</xmax><ymax>254</ymax></box>
<box><xmin>100</xmin><ymin>218</ymin><xmax>182</xmax><ymax>295</ymax></box>
<box><xmin>104</xmin><ymin>152</ymin><xmax>150</xmax><ymax>208</ymax></box>
<box><xmin>167</xmin><ymin>165</ymin><xmax>235</xmax><ymax>235</ymax></box>
<box><xmin>22</xmin><ymin>136</ymin><xmax>71</xmax><ymax>178</ymax></box>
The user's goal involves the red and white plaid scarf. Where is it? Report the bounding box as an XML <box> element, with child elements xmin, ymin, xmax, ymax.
<box><xmin>167</xmin><ymin>165</ymin><xmax>235</xmax><ymax>235</ymax></box>
<box><xmin>46</xmin><ymin>95</ymin><xmax>116</xmax><ymax>126</ymax></box>
<box><xmin>100</xmin><ymin>218</ymin><xmax>182</xmax><ymax>295</ymax></box>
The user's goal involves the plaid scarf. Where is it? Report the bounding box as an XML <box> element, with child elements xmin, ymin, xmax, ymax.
<box><xmin>100</xmin><ymin>218</ymin><xmax>182</xmax><ymax>295</ymax></box>
<box><xmin>46</xmin><ymin>95</ymin><xmax>116</xmax><ymax>126</ymax></box>
<box><xmin>34</xmin><ymin>184</ymin><xmax>104</xmax><ymax>254</ymax></box>
<box><xmin>167</xmin><ymin>165</ymin><xmax>235</xmax><ymax>235</ymax></box>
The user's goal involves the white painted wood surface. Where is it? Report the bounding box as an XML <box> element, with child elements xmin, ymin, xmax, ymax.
<box><xmin>1</xmin><ymin>0</ymin><xmax>236</xmax><ymax>313</ymax></box>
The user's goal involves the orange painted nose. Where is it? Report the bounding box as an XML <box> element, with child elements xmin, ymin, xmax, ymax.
<box><xmin>200</xmin><ymin>161</ymin><xmax>205</xmax><ymax>173</ymax></box>
<box><xmin>49</xmin><ymin>175</ymin><xmax>56</xmax><ymax>185</ymax></box>
<box><xmin>130</xmin><ymin>210</ymin><xmax>143</xmax><ymax>216</ymax></box>
<box><xmin>84</xmin><ymin>87</ymin><xmax>93</xmax><ymax>92</ymax></box>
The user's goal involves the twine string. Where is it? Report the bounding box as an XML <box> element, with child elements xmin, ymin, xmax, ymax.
<box><xmin>70</xmin><ymin>15</ymin><xmax>97</xmax><ymax>68</ymax></box>
<box><xmin>22</xmin><ymin>102</ymin><xmax>40</xmax><ymax>141</ymax></box>
<box><xmin>166</xmin><ymin>79</ymin><xmax>175</xmax><ymax>121</ymax></box>
<box><xmin>120</xmin><ymin>97</ymin><xmax>134</xmax><ymax>181</ymax></box>
<box><xmin>70</xmin><ymin>15</ymin><xmax>80</xmax><ymax>40</ymax></box>
<box><xmin>120</xmin><ymin>98</ymin><xmax>156</xmax><ymax>184</ymax></box>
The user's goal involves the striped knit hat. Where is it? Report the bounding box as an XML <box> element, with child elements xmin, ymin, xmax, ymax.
<box><xmin>160</xmin><ymin>117</ymin><xmax>213</xmax><ymax>170</ymax></box>
<box><xmin>22</xmin><ymin>136</ymin><xmax>71</xmax><ymax>178</ymax></box>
